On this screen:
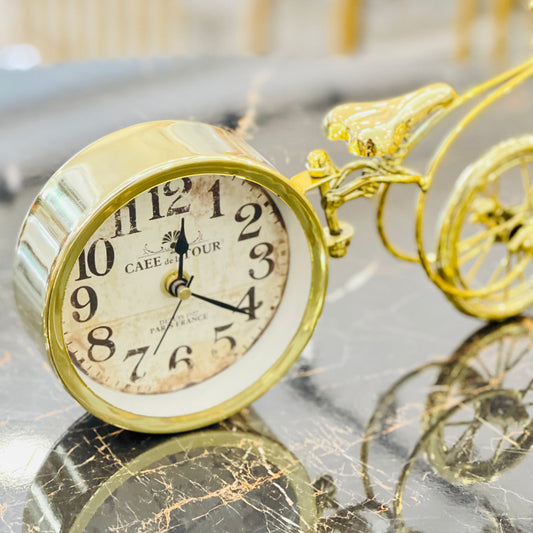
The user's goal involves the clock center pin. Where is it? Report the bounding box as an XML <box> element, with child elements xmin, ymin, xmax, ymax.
<box><xmin>165</xmin><ymin>271</ymin><xmax>191</xmax><ymax>300</ymax></box>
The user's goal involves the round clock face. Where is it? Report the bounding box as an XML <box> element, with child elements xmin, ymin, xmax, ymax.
<box><xmin>62</xmin><ymin>174</ymin><xmax>290</xmax><ymax>395</ymax></box>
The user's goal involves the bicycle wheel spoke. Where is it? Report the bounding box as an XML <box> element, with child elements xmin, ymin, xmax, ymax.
<box><xmin>500</xmin><ymin>433</ymin><xmax>520</xmax><ymax>449</ymax></box>
<box><xmin>475</xmin><ymin>355</ymin><xmax>495</xmax><ymax>380</ymax></box>
<box><xmin>446</xmin><ymin>419</ymin><xmax>482</xmax><ymax>462</ymax></box>
<box><xmin>458</xmin><ymin>228</ymin><xmax>496</xmax><ymax>254</ymax></box>
<box><xmin>521</xmin><ymin>161</ymin><xmax>531</xmax><ymax>202</ymax></box>
<box><xmin>493</xmin><ymin>424</ymin><xmax>509</xmax><ymax>463</ymax></box>
<box><xmin>514</xmin><ymin>250</ymin><xmax>532</xmax><ymax>292</ymax></box>
<box><xmin>503</xmin><ymin>337</ymin><xmax>518</xmax><ymax>376</ymax></box>
<box><xmin>487</xmin><ymin>255</ymin><xmax>510</xmax><ymax>287</ymax></box>
<box><xmin>445</xmin><ymin>419</ymin><xmax>476</xmax><ymax>427</ymax></box>
<box><xmin>505</xmin><ymin>344</ymin><xmax>530</xmax><ymax>373</ymax></box>
<box><xmin>517</xmin><ymin>251</ymin><xmax>527</xmax><ymax>286</ymax></box>
<box><xmin>523</xmin><ymin>379</ymin><xmax>533</xmax><ymax>397</ymax></box>
<box><xmin>458</xmin><ymin>233</ymin><xmax>495</xmax><ymax>265</ymax></box>
<box><xmin>504</xmin><ymin>251</ymin><xmax>512</xmax><ymax>300</ymax></box>
<box><xmin>461</xmin><ymin>238</ymin><xmax>496</xmax><ymax>285</ymax></box>
<box><xmin>520</xmin><ymin>376</ymin><xmax>533</xmax><ymax>397</ymax></box>
<box><xmin>490</xmin><ymin>176</ymin><xmax>500</xmax><ymax>202</ymax></box>
<box><xmin>484</xmin><ymin>255</ymin><xmax>532</xmax><ymax>301</ymax></box>
<box><xmin>458</xmin><ymin>211</ymin><xmax>524</xmax><ymax>253</ymax></box>
<box><xmin>496</xmin><ymin>338</ymin><xmax>505</xmax><ymax>377</ymax></box>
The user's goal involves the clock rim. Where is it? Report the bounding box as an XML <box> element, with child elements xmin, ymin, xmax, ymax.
<box><xmin>30</xmin><ymin>121</ymin><xmax>326</xmax><ymax>433</ymax></box>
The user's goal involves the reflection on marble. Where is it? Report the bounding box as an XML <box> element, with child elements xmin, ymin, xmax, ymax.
<box><xmin>23</xmin><ymin>411</ymin><xmax>315</xmax><ymax>533</ymax></box>
<box><xmin>21</xmin><ymin>318</ymin><xmax>533</xmax><ymax>533</ymax></box>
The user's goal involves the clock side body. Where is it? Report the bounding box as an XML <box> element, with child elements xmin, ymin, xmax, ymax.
<box><xmin>13</xmin><ymin>120</ymin><xmax>328</xmax><ymax>432</ymax></box>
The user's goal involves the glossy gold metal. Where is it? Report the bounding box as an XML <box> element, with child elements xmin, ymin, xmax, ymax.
<box><xmin>177</xmin><ymin>286</ymin><xmax>191</xmax><ymax>300</ymax></box>
<box><xmin>437</xmin><ymin>136</ymin><xmax>533</xmax><ymax>319</ymax></box>
<box><xmin>296</xmin><ymin>48</ymin><xmax>533</xmax><ymax>320</ymax></box>
<box><xmin>14</xmin><ymin>121</ymin><xmax>327</xmax><ymax>433</ymax></box>
<box><xmin>164</xmin><ymin>270</ymin><xmax>192</xmax><ymax>299</ymax></box>
<box><xmin>323</xmin><ymin>83</ymin><xmax>456</xmax><ymax>157</ymax></box>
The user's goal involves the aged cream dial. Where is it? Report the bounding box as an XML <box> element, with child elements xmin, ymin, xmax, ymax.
<box><xmin>62</xmin><ymin>174</ymin><xmax>289</xmax><ymax>395</ymax></box>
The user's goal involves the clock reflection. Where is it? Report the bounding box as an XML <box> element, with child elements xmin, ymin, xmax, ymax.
<box><xmin>23</xmin><ymin>410</ymin><xmax>317</xmax><ymax>533</ymax></box>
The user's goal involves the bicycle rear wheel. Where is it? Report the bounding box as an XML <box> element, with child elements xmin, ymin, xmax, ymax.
<box><xmin>437</xmin><ymin>136</ymin><xmax>533</xmax><ymax>320</ymax></box>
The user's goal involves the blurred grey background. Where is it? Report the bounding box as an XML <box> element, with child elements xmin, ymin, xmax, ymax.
<box><xmin>0</xmin><ymin>0</ymin><xmax>532</xmax><ymax>199</ymax></box>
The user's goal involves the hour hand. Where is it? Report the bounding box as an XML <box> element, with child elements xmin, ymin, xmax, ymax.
<box><xmin>191</xmin><ymin>292</ymin><xmax>248</xmax><ymax>315</ymax></box>
<box><xmin>175</xmin><ymin>218</ymin><xmax>189</xmax><ymax>279</ymax></box>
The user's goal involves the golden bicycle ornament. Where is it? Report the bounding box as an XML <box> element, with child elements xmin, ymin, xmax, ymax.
<box><xmin>13</xmin><ymin>50</ymin><xmax>533</xmax><ymax>432</ymax></box>
<box><xmin>293</xmin><ymin>55</ymin><xmax>533</xmax><ymax>321</ymax></box>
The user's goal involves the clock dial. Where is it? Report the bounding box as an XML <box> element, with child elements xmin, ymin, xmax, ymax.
<box><xmin>61</xmin><ymin>175</ymin><xmax>290</xmax><ymax>395</ymax></box>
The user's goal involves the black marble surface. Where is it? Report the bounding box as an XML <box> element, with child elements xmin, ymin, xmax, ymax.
<box><xmin>2</xmin><ymin>53</ymin><xmax>533</xmax><ymax>532</ymax></box>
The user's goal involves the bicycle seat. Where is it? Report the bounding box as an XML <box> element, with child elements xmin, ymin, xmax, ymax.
<box><xmin>323</xmin><ymin>83</ymin><xmax>456</xmax><ymax>157</ymax></box>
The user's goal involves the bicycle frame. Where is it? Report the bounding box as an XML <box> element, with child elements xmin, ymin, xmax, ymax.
<box><xmin>292</xmin><ymin>56</ymin><xmax>533</xmax><ymax>299</ymax></box>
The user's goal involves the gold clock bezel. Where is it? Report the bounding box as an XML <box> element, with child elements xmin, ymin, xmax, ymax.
<box><xmin>26</xmin><ymin>122</ymin><xmax>328</xmax><ymax>433</ymax></box>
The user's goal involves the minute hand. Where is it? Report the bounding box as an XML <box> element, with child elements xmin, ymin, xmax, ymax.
<box><xmin>191</xmin><ymin>292</ymin><xmax>248</xmax><ymax>315</ymax></box>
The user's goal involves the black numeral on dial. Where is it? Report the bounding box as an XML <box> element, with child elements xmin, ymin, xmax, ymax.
<box><xmin>235</xmin><ymin>203</ymin><xmax>262</xmax><ymax>241</ymax></box>
<box><xmin>237</xmin><ymin>287</ymin><xmax>263</xmax><ymax>321</ymax></box>
<box><xmin>76</xmin><ymin>239</ymin><xmax>115</xmax><ymax>280</ymax></box>
<box><xmin>249</xmin><ymin>242</ymin><xmax>274</xmax><ymax>280</ymax></box>
<box><xmin>149</xmin><ymin>178</ymin><xmax>192</xmax><ymax>220</ymax></box>
<box><xmin>71</xmin><ymin>286</ymin><xmax>98</xmax><ymax>322</ymax></box>
<box><xmin>124</xmin><ymin>346</ymin><xmax>150</xmax><ymax>382</ymax></box>
<box><xmin>213</xmin><ymin>323</ymin><xmax>236</xmax><ymax>351</ymax></box>
<box><xmin>169</xmin><ymin>345</ymin><xmax>193</xmax><ymax>371</ymax></box>
<box><xmin>87</xmin><ymin>326</ymin><xmax>116</xmax><ymax>362</ymax></box>
<box><xmin>112</xmin><ymin>199</ymin><xmax>140</xmax><ymax>238</ymax></box>
<box><xmin>208</xmin><ymin>179</ymin><xmax>224</xmax><ymax>218</ymax></box>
